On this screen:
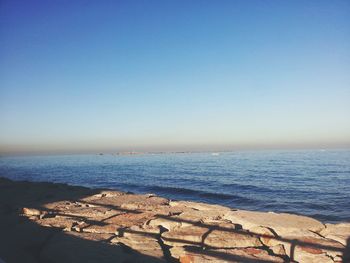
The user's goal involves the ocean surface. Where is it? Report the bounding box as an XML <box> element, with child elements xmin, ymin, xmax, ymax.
<box><xmin>1</xmin><ymin>150</ymin><xmax>349</xmax><ymax>223</ymax></box>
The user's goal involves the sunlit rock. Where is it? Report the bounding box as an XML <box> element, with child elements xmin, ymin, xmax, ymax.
<box><xmin>319</xmin><ymin>223</ymin><xmax>350</xmax><ymax>246</ymax></box>
<box><xmin>204</xmin><ymin>227</ymin><xmax>262</xmax><ymax>248</ymax></box>
<box><xmin>22</xmin><ymin>207</ymin><xmax>41</xmax><ymax>216</ymax></box>
<box><xmin>37</xmin><ymin>215</ymin><xmax>79</xmax><ymax>231</ymax></box>
<box><xmin>111</xmin><ymin>226</ymin><xmax>165</xmax><ymax>261</ymax></box>
<box><xmin>161</xmin><ymin>225</ymin><xmax>209</xmax><ymax>247</ymax></box>
<box><xmin>169</xmin><ymin>200</ymin><xmax>231</xmax><ymax>212</ymax></box>
<box><xmin>91</xmin><ymin>193</ymin><xmax>169</xmax><ymax>211</ymax></box>
<box><xmin>223</xmin><ymin>210</ymin><xmax>325</xmax><ymax>236</ymax></box>
<box><xmin>83</xmin><ymin>211</ymin><xmax>155</xmax><ymax>234</ymax></box>
<box><xmin>170</xmin><ymin>246</ymin><xmax>284</xmax><ymax>262</ymax></box>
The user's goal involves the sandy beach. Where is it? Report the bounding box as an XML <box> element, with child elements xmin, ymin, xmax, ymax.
<box><xmin>0</xmin><ymin>177</ymin><xmax>349</xmax><ymax>263</ymax></box>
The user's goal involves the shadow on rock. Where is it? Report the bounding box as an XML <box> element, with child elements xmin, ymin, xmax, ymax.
<box><xmin>0</xmin><ymin>177</ymin><xmax>164</xmax><ymax>263</ymax></box>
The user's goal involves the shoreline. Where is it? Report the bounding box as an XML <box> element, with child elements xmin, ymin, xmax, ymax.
<box><xmin>0</xmin><ymin>177</ymin><xmax>349</xmax><ymax>262</ymax></box>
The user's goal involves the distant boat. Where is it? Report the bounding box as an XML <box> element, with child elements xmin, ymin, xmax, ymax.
<box><xmin>211</xmin><ymin>152</ymin><xmax>220</xmax><ymax>156</ymax></box>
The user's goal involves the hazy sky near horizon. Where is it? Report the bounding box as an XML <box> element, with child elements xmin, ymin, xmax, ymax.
<box><xmin>1</xmin><ymin>0</ymin><xmax>350</xmax><ymax>153</ymax></box>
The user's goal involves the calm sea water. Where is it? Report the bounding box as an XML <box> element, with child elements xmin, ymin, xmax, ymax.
<box><xmin>0</xmin><ymin>150</ymin><xmax>349</xmax><ymax>223</ymax></box>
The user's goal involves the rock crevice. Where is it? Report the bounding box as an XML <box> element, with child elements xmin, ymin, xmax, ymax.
<box><xmin>0</xmin><ymin>177</ymin><xmax>349</xmax><ymax>263</ymax></box>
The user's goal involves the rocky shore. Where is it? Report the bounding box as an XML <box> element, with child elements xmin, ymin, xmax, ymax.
<box><xmin>0</xmin><ymin>177</ymin><xmax>349</xmax><ymax>263</ymax></box>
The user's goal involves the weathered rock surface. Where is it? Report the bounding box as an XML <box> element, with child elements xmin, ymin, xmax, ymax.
<box><xmin>169</xmin><ymin>201</ymin><xmax>231</xmax><ymax>213</ymax></box>
<box><xmin>223</xmin><ymin>210</ymin><xmax>325</xmax><ymax>236</ymax></box>
<box><xmin>88</xmin><ymin>193</ymin><xmax>169</xmax><ymax>211</ymax></box>
<box><xmin>111</xmin><ymin>225</ymin><xmax>165</xmax><ymax>261</ymax></box>
<box><xmin>162</xmin><ymin>225</ymin><xmax>209</xmax><ymax>247</ymax></box>
<box><xmin>83</xmin><ymin>211</ymin><xmax>156</xmax><ymax>233</ymax></box>
<box><xmin>22</xmin><ymin>207</ymin><xmax>42</xmax><ymax>216</ymax></box>
<box><xmin>37</xmin><ymin>215</ymin><xmax>80</xmax><ymax>230</ymax></box>
<box><xmin>282</xmin><ymin>236</ymin><xmax>344</xmax><ymax>262</ymax></box>
<box><xmin>170</xmin><ymin>246</ymin><xmax>284</xmax><ymax>262</ymax></box>
<box><xmin>0</xmin><ymin>177</ymin><xmax>349</xmax><ymax>263</ymax></box>
<box><xmin>148</xmin><ymin>216</ymin><xmax>188</xmax><ymax>230</ymax></box>
<box><xmin>320</xmin><ymin>223</ymin><xmax>350</xmax><ymax>246</ymax></box>
<box><xmin>204</xmin><ymin>227</ymin><xmax>262</xmax><ymax>248</ymax></box>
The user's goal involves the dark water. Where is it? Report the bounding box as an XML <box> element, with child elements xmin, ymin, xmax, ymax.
<box><xmin>1</xmin><ymin>150</ymin><xmax>349</xmax><ymax>223</ymax></box>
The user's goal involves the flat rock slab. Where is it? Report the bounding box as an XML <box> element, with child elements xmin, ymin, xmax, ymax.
<box><xmin>282</xmin><ymin>236</ymin><xmax>344</xmax><ymax>262</ymax></box>
<box><xmin>82</xmin><ymin>190</ymin><xmax>126</xmax><ymax>201</ymax></box>
<box><xmin>148</xmin><ymin>216</ymin><xmax>190</xmax><ymax>231</ymax></box>
<box><xmin>105</xmin><ymin>211</ymin><xmax>156</xmax><ymax>227</ymax></box>
<box><xmin>204</xmin><ymin>228</ymin><xmax>262</xmax><ymax>248</ymax></box>
<box><xmin>162</xmin><ymin>225</ymin><xmax>210</xmax><ymax>247</ymax></box>
<box><xmin>170</xmin><ymin>247</ymin><xmax>284</xmax><ymax>262</ymax></box>
<box><xmin>36</xmin><ymin>215</ymin><xmax>80</xmax><ymax>230</ymax></box>
<box><xmin>89</xmin><ymin>194</ymin><xmax>169</xmax><ymax>211</ymax></box>
<box><xmin>175</xmin><ymin>209</ymin><xmax>227</xmax><ymax>223</ymax></box>
<box><xmin>56</xmin><ymin>205</ymin><xmax>115</xmax><ymax>220</ymax></box>
<box><xmin>2</xmin><ymin>177</ymin><xmax>349</xmax><ymax>263</ymax></box>
<box><xmin>223</xmin><ymin>210</ymin><xmax>325</xmax><ymax>236</ymax></box>
<box><xmin>82</xmin><ymin>211</ymin><xmax>156</xmax><ymax>233</ymax></box>
<box><xmin>111</xmin><ymin>226</ymin><xmax>165</xmax><ymax>261</ymax></box>
<box><xmin>320</xmin><ymin>223</ymin><xmax>350</xmax><ymax>246</ymax></box>
<box><xmin>170</xmin><ymin>201</ymin><xmax>231</xmax><ymax>213</ymax></box>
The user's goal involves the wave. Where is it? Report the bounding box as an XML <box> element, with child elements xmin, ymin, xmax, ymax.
<box><xmin>107</xmin><ymin>181</ymin><xmax>258</xmax><ymax>203</ymax></box>
<box><xmin>199</xmin><ymin>191</ymin><xmax>236</xmax><ymax>200</ymax></box>
<box><xmin>144</xmin><ymin>185</ymin><xmax>258</xmax><ymax>204</ymax></box>
<box><xmin>147</xmin><ymin>185</ymin><xmax>200</xmax><ymax>195</ymax></box>
<box><xmin>221</xmin><ymin>182</ymin><xmax>272</xmax><ymax>192</ymax></box>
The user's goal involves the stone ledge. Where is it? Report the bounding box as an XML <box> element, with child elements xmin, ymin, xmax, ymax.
<box><xmin>0</xmin><ymin>177</ymin><xmax>349</xmax><ymax>263</ymax></box>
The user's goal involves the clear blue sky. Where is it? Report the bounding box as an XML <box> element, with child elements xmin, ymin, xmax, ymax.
<box><xmin>1</xmin><ymin>0</ymin><xmax>349</xmax><ymax>154</ymax></box>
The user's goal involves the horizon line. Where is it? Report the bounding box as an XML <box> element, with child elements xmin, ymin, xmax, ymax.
<box><xmin>1</xmin><ymin>144</ymin><xmax>350</xmax><ymax>157</ymax></box>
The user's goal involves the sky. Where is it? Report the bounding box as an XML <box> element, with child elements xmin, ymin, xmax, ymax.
<box><xmin>1</xmin><ymin>0</ymin><xmax>349</xmax><ymax>154</ymax></box>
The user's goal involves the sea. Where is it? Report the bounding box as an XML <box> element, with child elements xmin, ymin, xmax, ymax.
<box><xmin>0</xmin><ymin>149</ymin><xmax>349</xmax><ymax>223</ymax></box>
